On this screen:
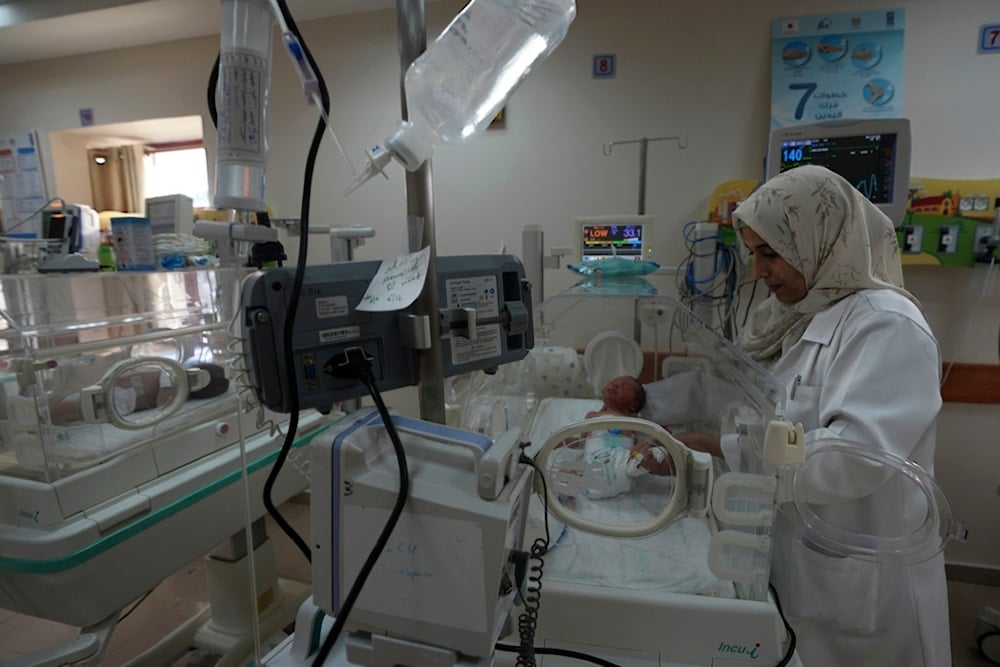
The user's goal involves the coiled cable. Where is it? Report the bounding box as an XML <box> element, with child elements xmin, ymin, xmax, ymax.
<box><xmin>513</xmin><ymin>454</ymin><xmax>550</xmax><ymax>667</ymax></box>
<box><xmin>516</xmin><ymin>535</ymin><xmax>548</xmax><ymax>667</ymax></box>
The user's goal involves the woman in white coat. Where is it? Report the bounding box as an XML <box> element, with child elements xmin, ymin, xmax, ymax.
<box><xmin>679</xmin><ymin>164</ymin><xmax>951</xmax><ymax>666</ymax></box>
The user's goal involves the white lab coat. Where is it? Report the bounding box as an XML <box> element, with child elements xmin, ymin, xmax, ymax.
<box><xmin>759</xmin><ymin>289</ymin><xmax>950</xmax><ymax>667</ymax></box>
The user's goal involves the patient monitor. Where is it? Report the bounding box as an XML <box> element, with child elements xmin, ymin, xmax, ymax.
<box><xmin>766</xmin><ymin>118</ymin><xmax>912</xmax><ymax>224</ymax></box>
<box><xmin>576</xmin><ymin>214</ymin><xmax>654</xmax><ymax>262</ymax></box>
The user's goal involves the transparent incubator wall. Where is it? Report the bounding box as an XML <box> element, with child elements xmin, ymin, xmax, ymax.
<box><xmin>455</xmin><ymin>287</ymin><xmax>787</xmax><ymax>603</ymax></box>
<box><xmin>0</xmin><ymin>269</ymin><xmax>241</xmax><ymax>487</ymax></box>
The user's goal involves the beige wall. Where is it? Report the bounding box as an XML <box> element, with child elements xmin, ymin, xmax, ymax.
<box><xmin>0</xmin><ymin>0</ymin><xmax>997</xmax><ymax>571</ymax></box>
<box><xmin>48</xmin><ymin>132</ymin><xmax>93</xmax><ymax>205</ymax></box>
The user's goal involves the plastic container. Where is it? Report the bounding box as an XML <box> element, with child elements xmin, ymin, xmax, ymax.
<box><xmin>213</xmin><ymin>0</ymin><xmax>273</xmax><ymax>212</ymax></box>
<box><xmin>348</xmin><ymin>0</ymin><xmax>576</xmax><ymax>193</ymax></box>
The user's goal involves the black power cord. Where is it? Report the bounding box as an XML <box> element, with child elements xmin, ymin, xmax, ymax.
<box><xmin>494</xmin><ymin>644</ymin><xmax>621</xmax><ymax>667</ymax></box>
<box><xmin>310</xmin><ymin>348</ymin><xmax>410</xmax><ymax>667</ymax></box>
<box><xmin>259</xmin><ymin>0</ymin><xmax>334</xmax><ymax>566</ymax></box>
<box><xmin>769</xmin><ymin>583</ymin><xmax>797</xmax><ymax>666</ymax></box>
<box><xmin>206</xmin><ymin>0</ymin><xmax>333</xmax><ymax>564</ymax></box>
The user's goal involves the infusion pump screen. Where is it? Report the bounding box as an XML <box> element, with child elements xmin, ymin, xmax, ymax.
<box><xmin>582</xmin><ymin>224</ymin><xmax>644</xmax><ymax>260</ymax></box>
<box><xmin>779</xmin><ymin>133</ymin><xmax>897</xmax><ymax>204</ymax></box>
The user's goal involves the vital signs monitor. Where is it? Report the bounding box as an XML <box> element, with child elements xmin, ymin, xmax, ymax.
<box><xmin>766</xmin><ymin>118</ymin><xmax>911</xmax><ymax>224</ymax></box>
<box><xmin>576</xmin><ymin>215</ymin><xmax>654</xmax><ymax>262</ymax></box>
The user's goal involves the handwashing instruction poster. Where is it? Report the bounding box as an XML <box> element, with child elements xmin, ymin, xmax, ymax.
<box><xmin>0</xmin><ymin>129</ymin><xmax>49</xmax><ymax>236</ymax></box>
<box><xmin>771</xmin><ymin>9</ymin><xmax>905</xmax><ymax>128</ymax></box>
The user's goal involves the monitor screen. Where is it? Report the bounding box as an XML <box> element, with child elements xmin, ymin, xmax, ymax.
<box><xmin>581</xmin><ymin>222</ymin><xmax>644</xmax><ymax>260</ymax></box>
<box><xmin>766</xmin><ymin>119</ymin><xmax>911</xmax><ymax>224</ymax></box>
<box><xmin>43</xmin><ymin>213</ymin><xmax>67</xmax><ymax>239</ymax></box>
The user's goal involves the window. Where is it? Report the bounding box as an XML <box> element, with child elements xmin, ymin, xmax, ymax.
<box><xmin>143</xmin><ymin>144</ymin><xmax>210</xmax><ymax>208</ymax></box>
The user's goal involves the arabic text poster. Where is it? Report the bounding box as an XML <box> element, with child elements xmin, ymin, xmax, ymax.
<box><xmin>771</xmin><ymin>9</ymin><xmax>904</xmax><ymax>129</ymax></box>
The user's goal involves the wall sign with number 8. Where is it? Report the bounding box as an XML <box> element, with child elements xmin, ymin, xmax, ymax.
<box><xmin>593</xmin><ymin>53</ymin><xmax>616</xmax><ymax>78</ymax></box>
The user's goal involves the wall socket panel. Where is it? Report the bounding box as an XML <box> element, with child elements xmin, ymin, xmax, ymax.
<box><xmin>903</xmin><ymin>225</ymin><xmax>923</xmax><ymax>254</ymax></box>
<box><xmin>937</xmin><ymin>224</ymin><xmax>960</xmax><ymax>254</ymax></box>
<box><xmin>639</xmin><ymin>303</ymin><xmax>671</xmax><ymax>326</ymax></box>
<box><xmin>974</xmin><ymin>225</ymin><xmax>997</xmax><ymax>256</ymax></box>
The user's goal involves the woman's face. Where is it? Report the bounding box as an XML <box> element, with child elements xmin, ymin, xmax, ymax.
<box><xmin>740</xmin><ymin>226</ymin><xmax>808</xmax><ymax>304</ymax></box>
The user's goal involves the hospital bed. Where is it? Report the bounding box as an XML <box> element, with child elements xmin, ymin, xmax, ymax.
<box><xmin>454</xmin><ymin>287</ymin><xmax>795</xmax><ymax>665</ymax></box>
<box><xmin>0</xmin><ymin>269</ymin><xmax>328</xmax><ymax>666</ymax></box>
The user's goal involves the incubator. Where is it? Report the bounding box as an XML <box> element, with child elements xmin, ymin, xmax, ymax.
<box><xmin>451</xmin><ymin>288</ymin><xmax>792</xmax><ymax>664</ymax></box>
<box><xmin>0</xmin><ymin>268</ymin><xmax>328</xmax><ymax>665</ymax></box>
<box><xmin>450</xmin><ymin>284</ymin><xmax>961</xmax><ymax>666</ymax></box>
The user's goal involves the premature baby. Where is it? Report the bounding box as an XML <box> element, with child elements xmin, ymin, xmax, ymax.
<box><xmin>582</xmin><ymin>376</ymin><xmax>668</xmax><ymax>498</ymax></box>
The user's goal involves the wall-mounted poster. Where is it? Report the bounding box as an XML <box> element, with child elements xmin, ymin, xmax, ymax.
<box><xmin>771</xmin><ymin>9</ymin><xmax>905</xmax><ymax>129</ymax></box>
<box><xmin>0</xmin><ymin>129</ymin><xmax>49</xmax><ymax>236</ymax></box>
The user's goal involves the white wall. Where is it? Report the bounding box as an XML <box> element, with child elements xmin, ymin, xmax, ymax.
<box><xmin>0</xmin><ymin>0</ymin><xmax>997</xmax><ymax>571</ymax></box>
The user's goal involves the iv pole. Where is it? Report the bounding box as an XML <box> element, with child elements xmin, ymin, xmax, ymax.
<box><xmin>396</xmin><ymin>0</ymin><xmax>446</xmax><ymax>424</ymax></box>
<box><xmin>603</xmin><ymin>135</ymin><xmax>688</xmax><ymax>214</ymax></box>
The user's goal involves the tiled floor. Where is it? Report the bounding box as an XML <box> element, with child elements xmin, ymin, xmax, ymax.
<box><xmin>1</xmin><ymin>497</ymin><xmax>997</xmax><ymax>666</ymax></box>
<box><xmin>0</xmin><ymin>496</ymin><xmax>313</xmax><ymax>667</ymax></box>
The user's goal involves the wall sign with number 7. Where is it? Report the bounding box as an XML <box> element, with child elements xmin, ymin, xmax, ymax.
<box><xmin>980</xmin><ymin>24</ymin><xmax>1000</xmax><ymax>52</ymax></box>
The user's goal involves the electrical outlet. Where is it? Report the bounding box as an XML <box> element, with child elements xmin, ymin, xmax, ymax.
<box><xmin>974</xmin><ymin>225</ymin><xmax>997</xmax><ymax>257</ymax></box>
<box><xmin>639</xmin><ymin>303</ymin><xmax>671</xmax><ymax>326</ymax></box>
<box><xmin>937</xmin><ymin>225</ymin><xmax>959</xmax><ymax>254</ymax></box>
<box><xmin>902</xmin><ymin>225</ymin><xmax>923</xmax><ymax>254</ymax></box>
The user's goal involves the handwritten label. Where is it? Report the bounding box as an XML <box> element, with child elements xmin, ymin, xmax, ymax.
<box><xmin>356</xmin><ymin>247</ymin><xmax>430</xmax><ymax>312</ymax></box>
<box><xmin>343</xmin><ymin>504</ymin><xmax>486</xmax><ymax>633</ymax></box>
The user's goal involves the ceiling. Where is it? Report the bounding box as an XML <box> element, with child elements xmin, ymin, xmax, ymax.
<box><xmin>0</xmin><ymin>0</ymin><xmax>403</xmax><ymax>66</ymax></box>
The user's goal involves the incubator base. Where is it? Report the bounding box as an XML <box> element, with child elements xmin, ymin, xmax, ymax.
<box><xmin>262</xmin><ymin>597</ymin><xmax>494</xmax><ymax>667</ymax></box>
<box><xmin>122</xmin><ymin>576</ymin><xmax>310</xmax><ymax>667</ymax></box>
<box><xmin>530</xmin><ymin>581</ymin><xmax>801</xmax><ymax>666</ymax></box>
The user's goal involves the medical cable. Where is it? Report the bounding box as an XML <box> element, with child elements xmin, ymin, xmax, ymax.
<box><xmin>494</xmin><ymin>644</ymin><xmax>621</xmax><ymax>667</ymax></box>
<box><xmin>504</xmin><ymin>454</ymin><xmax>551</xmax><ymax>667</ymax></box>
<box><xmin>2</xmin><ymin>197</ymin><xmax>67</xmax><ymax>235</ymax></box>
<box><xmin>225</xmin><ymin>271</ymin><xmax>311</xmax><ymax>562</ymax></box>
<box><xmin>675</xmin><ymin>221</ymin><xmax>740</xmax><ymax>335</ymax></box>
<box><xmin>267</xmin><ymin>0</ymin><xmax>357</xmax><ymax>177</ymax></box>
<box><xmin>117</xmin><ymin>589</ymin><xmax>153</xmax><ymax>623</ymax></box>
<box><xmin>768</xmin><ymin>583</ymin><xmax>797</xmax><ymax>666</ymax></box>
<box><xmin>227</xmin><ymin>274</ymin><xmax>283</xmax><ymax>440</ymax></box>
<box><xmin>738</xmin><ymin>277</ymin><xmax>759</xmax><ymax>332</ymax></box>
<box><xmin>215</xmin><ymin>0</ymin><xmax>331</xmax><ymax>566</ymax></box>
<box><xmin>234</xmin><ymin>377</ymin><xmax>265</xmax><ymax>666</ymax></box>
<box><xmin>207</xmin><ymin>53</ymin><xmax>220</xmax><ymax>127</ymax></box>
<box><xmin>311</xmin><ymin>350</ymin><xmax>410</xmax><ymax>667</ymax></box>
<box><xmin>941</xmin><ymin>254</ymin><xmax>996</xmax><ymax>388</ymax></box>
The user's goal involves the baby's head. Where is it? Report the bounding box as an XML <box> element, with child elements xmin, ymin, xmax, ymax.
<box><xmin>601</xmin><ymin>376</ymin><xmax>646</xmax><ymax>415</ymax></box>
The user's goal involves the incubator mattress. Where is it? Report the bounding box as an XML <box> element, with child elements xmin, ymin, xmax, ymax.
<box><xmin>524</xmin><ymin>397</ymin><xmax>735</xmax><ymax>598</ymax></box>
<box><xmin>12</xmin><ymin>391</ymin><xmax>238</xmax><ymax>473</ymax></box>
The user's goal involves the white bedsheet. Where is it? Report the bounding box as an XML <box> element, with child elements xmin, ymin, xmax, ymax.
<box><xmin>524</xmin><ymin>396</ymin><xmax>736</xmax><ymax>598</ymax></box>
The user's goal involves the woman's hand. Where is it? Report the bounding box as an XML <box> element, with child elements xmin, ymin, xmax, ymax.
<box><xmin>631</xmin><ymin>441</ymin><xmax>675</xmax><ymax>476</ymax></box>
<box><xmin>674</xmin><ymin>432</ymin><xmax>723</xmax><ymax>458</ymax></box>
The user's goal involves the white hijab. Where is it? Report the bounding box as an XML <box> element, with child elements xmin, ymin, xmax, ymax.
<box><xmin>733</xmin><ymin>164</ymin><xmax>917</xmax><ymax>367</ymax></box>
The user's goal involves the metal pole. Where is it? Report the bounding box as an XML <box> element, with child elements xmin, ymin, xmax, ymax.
<box><xmin>603</xmin><ymin>135</ymin><xmax>688</xmax><ymax>216</ymax></box>
<box><xmin>637</xmin><ymin>137</ymin><xmax>648</xmax><ymax>215</ymax></box>
<box><xmin>396</xmin><ymin>0</ymin><xmax>446</xmax><ymax>423</ymax></box>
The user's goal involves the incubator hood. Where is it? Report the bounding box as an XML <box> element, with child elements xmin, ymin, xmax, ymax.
<box><xmin>778</xmin><ymin>439</ymin><xmax>966</xmax><ymax>564</ymax></box>
<box><xmin>459</xmin><ymin>289</ymin><xmax>963</xmax><ymax>604</ymax></box>
<box><xmin>535</xmin><ymin>418</ymin><xmax>964</xmax><ymax>566</ymax></box>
